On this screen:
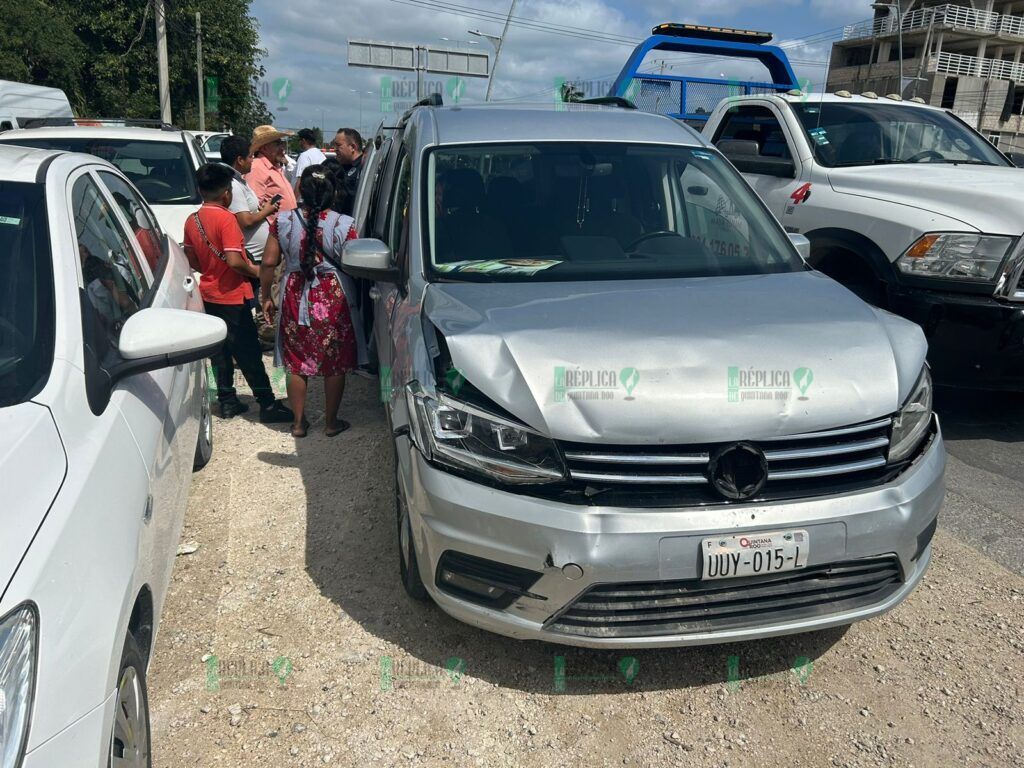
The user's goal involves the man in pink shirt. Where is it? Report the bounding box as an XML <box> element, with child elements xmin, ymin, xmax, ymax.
<box><xmin>246</xmin><ymin>125</ymin><xmax>297</xmax><ymax>222</ymax></box>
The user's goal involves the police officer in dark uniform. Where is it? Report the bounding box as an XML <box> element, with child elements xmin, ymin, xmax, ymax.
<box><xmin>332</xmin><ymin>128</ymin><xmax>365</xmax><ymax>215</ymax></box>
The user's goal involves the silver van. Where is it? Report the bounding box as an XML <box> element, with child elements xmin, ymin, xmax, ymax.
<box><xmin>342</xmin><ymin>100</ymin><xmax>945</xmax><ymax>648</ymax></box>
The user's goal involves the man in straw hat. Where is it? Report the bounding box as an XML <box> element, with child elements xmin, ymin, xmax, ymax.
<box><xmin>247</xmin><ymin>125</ymin><xmax>298</xmax><ymax>345</ymax></box>
<box><xmin>246</xmin><ymin>125</ymin><xmax>297</xmax><ymax>219</ymax></box>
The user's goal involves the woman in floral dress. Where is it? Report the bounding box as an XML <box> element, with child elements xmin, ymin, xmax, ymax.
<box><xmin>260</xmin><ymin>167</ymin><xmax>362</xmax><ymax>437</ymax></box>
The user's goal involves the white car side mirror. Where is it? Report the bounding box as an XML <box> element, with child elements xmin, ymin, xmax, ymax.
<box><xmin>112</xmin><ymin>308</ymin><xmax>225</xmax><ymax>385</ymax></box>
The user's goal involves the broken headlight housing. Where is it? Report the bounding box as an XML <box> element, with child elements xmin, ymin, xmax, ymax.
<box><xmin>896</xmin><ymin>233</ymin><xmax>1015</xmax><ymax>282</ymax></box>
<box><xmin>888</xmin><ymin>367</ymin><xmax>933</xmax><ymax>463</ymax></box>
<box><xmin>406</xmin><ymin>384</ymin><xmax>566</xmax><ymax>484</ymax></box>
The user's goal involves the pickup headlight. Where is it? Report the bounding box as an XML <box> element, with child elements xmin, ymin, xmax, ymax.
<box><xmin>0</xmin><ymin>604</ymin><xmax>37</xmax><ymax>768</ymax></box>
<box><xmin>406</xmin><ymin>384</ymin><xmax>566</xmax><ymax>484</ymax></box>
<box><xmin>897</xmin><ymin>233</ymin><xmax>1014</xmax><ymax>281</ymax></box>
<box><xmin>888</xmin><ymin>368</ymin><xmax>933</xmax><ymax>463</ymax></box>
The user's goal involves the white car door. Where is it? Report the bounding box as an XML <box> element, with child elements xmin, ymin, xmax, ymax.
<box><xmin>711</xmin><ymin>102</ymin><xmax>807</xmax><ymax>222</ymax></box>
<box><xmin>71</xmin><ymin>170</ymin><xmax>187</xmax><ymax>611</ymax></box>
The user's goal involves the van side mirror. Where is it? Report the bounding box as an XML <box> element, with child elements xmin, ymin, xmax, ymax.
<box><xmin>717</xmin><ymin>139</ymin><xmax>796</xmax><ymax>179</ymax></box>
<box><xmin>1005</xmin><ymin>151</ymin><xmax>1024</xmax><ymax>168</ymax></box>
<box><xmin>342</xmin><ymin>238</ymin><xmax>401</xmax><ymax>282</ymax></box>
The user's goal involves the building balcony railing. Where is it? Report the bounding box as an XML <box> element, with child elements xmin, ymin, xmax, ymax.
<box><xmin>930</xmin><ymin>50</ymin><xmax>1024</xmax><ymax>81</ymax></box>
<box><xmin>843</xmin><ymin>4</ymin><xmax>1024</xmax><ymax>41</ymax></box>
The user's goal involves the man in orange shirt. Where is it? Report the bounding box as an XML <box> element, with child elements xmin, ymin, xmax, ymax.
<box><xmin>184</xmin><ymin>163</ymin><xmax>293</xmax><ymax>423</ymax></box>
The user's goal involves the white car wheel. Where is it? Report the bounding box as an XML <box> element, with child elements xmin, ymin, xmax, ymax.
<box><xmin>110</xmin><ymin>633</ymin><xmax>151</xmax><ymax>768</ymax></box>
<box><xmin>193</xmin><ymin>386</ymin><xmax>214</xmax><ymax>471</ymax></box>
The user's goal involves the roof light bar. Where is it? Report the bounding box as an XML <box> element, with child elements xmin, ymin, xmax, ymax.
<box><xmin>652</xmin><ymin>23</ymin><xmax>773</xmax><ymax>44</ymax></box>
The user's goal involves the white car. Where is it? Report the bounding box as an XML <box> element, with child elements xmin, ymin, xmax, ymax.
<box><xmin>0</xmin><ymin>126</ymin><xmax>206</xmax><ymax>242</ymax></box>
<box><xmin>0</xmin><ymin>145</ymin><xmax>224</xmax><ymax>766</ymax></box>
<box><xmin>192</xmin><ymin>131</ymin><xmax>232</xmax><ymax>161</ymax></box>
<box><xmin>703</xmin><ymin>93</ymin><xmax>1024</xmax><ymax>389</ymax></box>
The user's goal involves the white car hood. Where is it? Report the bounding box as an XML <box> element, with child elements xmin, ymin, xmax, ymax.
<box><xmin>153</xmin><ymin>203</ymin><xmax>199</xmax><ymax>244</ymax></box>
<box><xmin>424</xmin><ymin>271</ymin><xmax>927</xmax><ymax>444</ymax></box>
<box><xmin>0</xmin><ymin>403</ymin><xmax>66</xmax><ymax>596</ymax></box>
<box><xmin>828</xmin><ymin>164</ymin><xmax>1024</xmax><ymax>234</ymax></box>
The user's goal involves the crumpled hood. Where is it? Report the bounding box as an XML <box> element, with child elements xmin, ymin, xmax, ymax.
<box><xmin>424</xmin><ymin>272</ymin><xmax>926</xmax><ymax>444</ymax></box>
<box><xmin>0</xmin><ymin>403</ymin><xmax>66</xmax><ymax>596</ymax></box>
<box><xmin>828</xmin><ymin>164</ymin><xmax>1024</xmax><ymax>234</ymax></box>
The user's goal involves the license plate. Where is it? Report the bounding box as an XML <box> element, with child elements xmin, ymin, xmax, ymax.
<box><xmin>701</xmin><ymin>530</ymin><xmax>809</xmax><ymax>581</ymax></box>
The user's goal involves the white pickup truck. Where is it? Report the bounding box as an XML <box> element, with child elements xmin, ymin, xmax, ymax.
<box><xmin>702</xmin><ymin>93</ymin><xmax>1024</xmax><ymax>389</ymax></box>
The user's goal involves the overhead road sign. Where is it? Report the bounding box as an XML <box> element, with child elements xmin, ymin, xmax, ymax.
<box><xmin>348</xmin><ymin>39</ymin><xmax>489</xmax><ymax>78</ymax></box>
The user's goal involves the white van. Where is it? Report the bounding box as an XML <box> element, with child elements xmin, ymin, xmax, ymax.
<box><xmin>0</xmin><ymin>80</ymin><xmax>74</xmax><ymax>131</ymax></box>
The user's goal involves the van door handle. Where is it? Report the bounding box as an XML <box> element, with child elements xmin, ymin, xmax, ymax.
<box><xmin>184</xmin><ymin>275</ymin><xmax>197</xmax><ymax>293</ymax></box>
<box><xmin>369</xmin><ymin>287</ymin><xmax>382</xmax><ymax>300</ymax></box>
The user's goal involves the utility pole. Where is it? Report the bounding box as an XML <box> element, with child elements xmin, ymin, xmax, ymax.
<box><xmin>155</xmin><ymin>0</ymin><xmax>172</xmax><ymax>124</ymax></box>
<box><xmin>196</xmin><ymin>11</ymin><xmax>205</xmax><ymax>131</ymax></box>
<box><xmin>470</xmin><ymin>0</ymin><xmax>519</xmax><ymax>101</ymax></box>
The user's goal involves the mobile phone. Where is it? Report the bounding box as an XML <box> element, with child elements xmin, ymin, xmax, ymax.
<box><xmin>270</xmin><ymin>194</ymin><xmax>283</xmax><ymax>205</ymax></box>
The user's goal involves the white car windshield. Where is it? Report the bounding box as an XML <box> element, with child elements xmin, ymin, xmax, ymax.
<box><xmin>0</xmin><ymin>137</ymin><xmax>200</xmax><ymax>204</ymax></box>
<box><xmin>423</xmin><ymin>142</ymin><xmax>805</xmax><ymax>282</ymax></box>
<box><xmin>791</xmin><ymin>102</ymin><xmax>1010</xmax><ymax>168</ymax></box>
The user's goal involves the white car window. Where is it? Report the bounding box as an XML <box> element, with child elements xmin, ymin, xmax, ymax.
<box><xmin>97</xmin><ymin>171</ymin><xmax>165</xmax><ymax>273</ymax></box>
<box><xmin>73</xmin><ymin>175</ymin><xmax>148</xmax><ymax>345</ymax></box>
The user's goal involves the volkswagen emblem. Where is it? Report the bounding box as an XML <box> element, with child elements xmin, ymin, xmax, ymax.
<box><xmin>707</xmin><ymin>442</ymin><xmax>768</xmax><ymax>501</ymax></box>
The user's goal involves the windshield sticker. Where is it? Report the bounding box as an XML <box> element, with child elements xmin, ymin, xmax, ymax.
<box><xmin>434</xmin><ymin>259</ymin><xmax>563</xmax><ymax>276</ymax></box>
<box><xmin>691</xmin><ymin>150</ymin><xmax>715</xmax><ymax>161</ymax></box>
<box><xmin>0</xmin><ymin>215</ymin><xmax>21</xmax><ymax>226</ymax></box>
<box><xmin>954</xmin><ymin>138</ymin><xmax>971</xmax><ymax>151</ymax></box>
<box><xmin>807</xmin><ymin>128</ymin><xmax>830</xmax><ymax>146</ymax></box>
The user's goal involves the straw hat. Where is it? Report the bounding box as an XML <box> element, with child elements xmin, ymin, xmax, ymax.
<box><xmin>250</xmin><ymin>124</ymin><xmax>294</xmax><ymax>153</ymax></box>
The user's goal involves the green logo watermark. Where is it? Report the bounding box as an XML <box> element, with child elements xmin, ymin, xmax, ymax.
<box><xmin>726</xmin><ymin>654</ymin><xmax>813</xmax><ymax>693</ymax></box>
<box><xmin>727</xmin><ymin>366</ymin><xmax>814</xmax><ymax>403</ymax></box>
<box><xmin>554</xmin><ymin>366</ymin><xmax>640</xmax><ymax>402</ymax></box>
<box><xmin>553</xmin><ymin>655</ymin><xmax>639</xmax><ymax>691</ymax></box>
<box><xmin>379</xmin><ymin>656</ymin><xmax>466</xmax><ymax>691</ymax></box>
<box><xmin>205</xmin><ymin>655</ymin><xmax>292</xmax><ymax>691</ymax></box>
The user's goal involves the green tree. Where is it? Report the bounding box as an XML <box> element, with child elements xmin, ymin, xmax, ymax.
<box><xmin>0</xmin><ymin>0</ymin><xmax>87</xmax><ymax>112</ymax></box>
<box><xmin>0</xmin><ymin>0</ymin><xmax>271</xmax><ymax>134</ymax></box>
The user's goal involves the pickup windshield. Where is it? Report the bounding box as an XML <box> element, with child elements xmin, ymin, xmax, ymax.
<box><xmin>0</xmin><ymin>137</ymin><xmax>200</xmax><ymax>204</ymax></box>
<box><xmin>791</xmin><ymin>102</ymin><xmax>1009</xmax><ymax>168</ymax></box>
<box><xmin>0</xmin><ymin>182</ymin><xmax>53</xmax><ymax>407</ymax></box>
<box><xmin>425</xmin><ymin>143</ymin><xmax>803</xmax><ymax>282</ymax></box>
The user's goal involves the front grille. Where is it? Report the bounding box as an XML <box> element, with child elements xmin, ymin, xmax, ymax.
<box><xmin>546</xmin><ymin>556</ymin><xmax>902</xmax><ymax>638</ymax></box>
<box><xmin>559</xmin><ymin>417</ymin><xmax>894</xmax><ymax>504</ymax></box>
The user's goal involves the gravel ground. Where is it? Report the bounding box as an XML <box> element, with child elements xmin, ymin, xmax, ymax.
<box><xmin>149</xmin><ymin>366</ymin><xmax>1024</xmax><ymax>767</ymax></box>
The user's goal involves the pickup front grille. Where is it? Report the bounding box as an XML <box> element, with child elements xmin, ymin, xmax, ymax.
<box><xmin>560</xmin><ymin>417</ymin><xmax>893</xmax><ymax>502</ymax></box>
<box><xmin>546</xmin><ymin>555</ymin><xmax>903</xmax><ymax>638</ymax></box>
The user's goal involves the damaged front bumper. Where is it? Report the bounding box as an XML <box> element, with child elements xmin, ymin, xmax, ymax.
<box><xmin>398</xmin><ymin>428</ymin><xmax>946</xmax><ymax>648</ymax></box>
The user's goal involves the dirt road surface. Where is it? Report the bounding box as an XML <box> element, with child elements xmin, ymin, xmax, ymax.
<box><xmin>149</xmin><ymin>371</ymin><xmax>1024</xmax><ymax>767</ymax></box>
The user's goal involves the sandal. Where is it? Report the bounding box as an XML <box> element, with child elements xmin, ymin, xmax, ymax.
<box><xmin>325</xmin><ymin>419</ymin><xmax>351</xmax><ymax>438</ymax></box>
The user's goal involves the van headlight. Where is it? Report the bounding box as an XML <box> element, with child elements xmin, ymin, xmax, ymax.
<box><xmin>888</xmin><ymin>368</ymin><xmax>933</xmax><ymax>463</ymax></box>
<box><xmin>897</xmin><ymin>234</ymin><xmax>1014</xmax><ymax>281</ymax></box>
<box><xmin>406</xmin><ymin>384</ymin><xmax>566</xmax><ymax>484</ymax></box>
<box><xmin>0</xmin><ymin>604</ymin><xmax>37</xmax><ymax>768</ymax></box>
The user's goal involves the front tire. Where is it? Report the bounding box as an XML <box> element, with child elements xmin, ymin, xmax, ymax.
<box><xmin>193</xmin><ymin>385</ymin><xmax>214</xmax><ymax>471</ymax></box>
<box><xmin>809</xmin><ymin>242</ymin><xmax>888</xmax><ymax>308</ymax></box>
<box><xmin>395</xmin><ymin>450</ymin><xmax>429</xmax><ymax>601</ymax></box>
<box><xmin>110</xmin><ymin>632</ymin><xmax>152</xmax><ymax>768</ymax></box>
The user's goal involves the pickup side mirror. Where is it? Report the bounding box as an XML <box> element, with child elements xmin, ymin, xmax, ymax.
<box><xmin>342</xmin><ymin>238</ymin><xmax>401</xmax><ymax>282</ymax></box>
<box><xmin>1004</xmin><ymin>151</ymin><xmax>1024</xmax><ymax>168</ymax></box>
<box><xmin>717</xmin><ymin>139</ymin><xmax>796</xmax><ymax>179</ymax></box>
<box><xmin>109</xmin><ymin>307</ymin><xmax>226</xmax><ymax>384</ymax></box>
<box><xmin>788</xmin><ymin>233</ymin><xmax>811</xmax><ymax>261</ymax></box>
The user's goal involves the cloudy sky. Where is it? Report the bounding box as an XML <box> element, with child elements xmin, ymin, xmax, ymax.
<box><xmin>250</xmin><ymin>0</ymin><xmax>870</xmax><ymax>136</ymax></box>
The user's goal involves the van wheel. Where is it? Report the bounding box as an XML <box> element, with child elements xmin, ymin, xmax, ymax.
<box><xmin>193</xmin><ymin>387</ymin><xmax>214</xmax><ymax>471</ymax></box>
<box><xmin>395</xmin><ymin>457</ymin><xmax>429</xmax><ymax>601</ymax></box>
<box><xmin>109</xmin><ymin>632</ymin><xmax>152</xmax><ymax>768</ymax></box>
<box><xmin>810</xmin><ymin>243</ymin><xmax>888</xmax><ymax>308</ymax></box>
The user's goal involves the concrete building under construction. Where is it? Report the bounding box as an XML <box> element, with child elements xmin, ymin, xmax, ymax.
<box><xmin>828</xmin><ymin>1</ymin><xmax>1024</xmax><ymax>152</ymax></box>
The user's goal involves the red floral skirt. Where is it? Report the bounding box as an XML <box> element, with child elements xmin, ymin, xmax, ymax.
<box><xmin>279</xmin><ymin>272</ymin><xmax>356</xmax><ymax>376</ymax></box>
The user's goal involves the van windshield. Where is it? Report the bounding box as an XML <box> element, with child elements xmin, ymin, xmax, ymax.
<box><xmin>791</xmin><ymin>102</ymin><xmax>1009</xmax><ymax>168</ymax></box>
<box><xmin>0</xmin><ymin>182</ymin><xmax>53</xmax><ymax>407</ymax></box>
<box><xmin>0</xmin><ymin>137</ymin><xmax>200</xmax><ymax>204</ymax></box>
<box><xmin>424</xmin><ymin>143</ymin><xmax>803</xmax><ymax>282</ymax></box>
